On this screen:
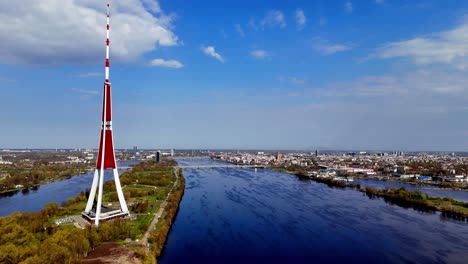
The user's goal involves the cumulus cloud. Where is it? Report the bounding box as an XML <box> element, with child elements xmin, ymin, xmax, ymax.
<box><xmin>344</xmin><ymin>1</ymin><xmax>354</xmax><ymax>13</ymax></box>
<box><xmin>202</xmin><ymin>46</ymin><xmax>224</xmax><ymax>62</ymax></box>
<box><xmin>148</xmin><ymin>58</ymin><xmax>184</xmax><ymax>68</ymax></box>
<box><xmin>312</xmin><ymin>38</ymin><xmax>354</xmax><ymax>55</ymax></box>
<box><xmin>0</xmin><ymin>0</ymin><xmax>179</xmax><ymax>65</ymax></box>
<box><xmin>295</xmin><ymin>9</ymin><xmax>306</xmax><ymax>30</ymax></box>
<box><xmin>234</xmin><ymin>24</ymin><xmax>245</xmax><ymax>37</ymax></box>
<box><xmin>250</xmin><ymin>50</ymin><xmax>271</xmax><ymax>60</ymax></box>
<box><xmin>140</xmin><ymin>0</ymin><xmax>162</xmax><ymax>13</ymax></box>
<box><xmin>261</xmin><ymin>10</ymin><xmax>286</xmax><ymax>29</ymax></box>
<box><xmin>374</xmin><ymin>18</ymin><xmax>468</xmax><ymax>67</ymax></box>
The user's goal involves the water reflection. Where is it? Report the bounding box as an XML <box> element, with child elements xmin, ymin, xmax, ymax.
<box><xmin>160</xmin><ymin>159</ymin><xmax>468</xmax><ymax>264</ymax></box>
<box><xmin>0</xmin><ymin>160</ymin><xmax>139</xmax><ymax>216</ymax></box>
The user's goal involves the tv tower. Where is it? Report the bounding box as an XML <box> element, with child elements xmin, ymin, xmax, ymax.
<box><xmin>82</xmin><ymin>0</ymin><xmax>129</xmax><ymax>226</ymax></box>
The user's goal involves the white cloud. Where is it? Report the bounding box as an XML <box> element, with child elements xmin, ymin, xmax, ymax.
<box><xmin>250</xmin><ymin>50</ymin><xmax>271</xmax><ymax>60</ymax></box>
<box><xmin>234</xmin><ymin>24</ymin><xmax>245</xmax><ymax>37</ymax></box>
<box><xmin>289</xmin><ymin>77</ymin><xmax>305</xmax><ymax>85</ymax></box>
<box><xmin>313</xmin><ymin>38</ymin><xmax>354</xmax><ymax>55</ymax></box>
<box><xmin>261</xmin><ymin>10</ymin><xmax>286</xmax><ymax>29</ymax></box>
<box><xmin>71</xmin><ymin>88</ymin><xmax>99</xmax><ymax>95</ymax></box>
<box><xmin>248</xmin><ymin>18</ymin><xmax>259</xmax><ymax>31</ymax></box>
<box><xmin>278</xmin><ymin>76</ymin><xmax>305</xmax><ymax>85</ymax></box>
<box><xmin>140</xmin><ymin>0</ymin><xmax>162</xmax><ymax>13</ymax></box>
<box><xmin>344</xmin><ymin>1</ymin><xmax>354</xmax><ymax>13</ymax></box>
<box><xmin>295</xmin><ymin>9</ymin><xmax>306</xmax><ymax>30</ymax></box>
<box><xmin>374</xmin><ymin>18</ymin><xmax>468</xmax><ymax>67</ymax></box>
<box><xmin>148</xmin><ymin>58</ymin><xmax>184</xmax><ymax>68</ymax></box>
<box><xmin>0</xmin><ymin>0</ymin><xmax>179</xmax><ymax>65</ymax></box>
<box><xmin>375</xmin><ymin>0</ymin><xmax>385</xmax><ymax>4</ymax></box>
<box><xmin>319</xmin><ymin>70</ymin><xmax>468</xmax><ymax>99</ymax></box>
<box><xmin>79</xmin><ymin>72</ymin><xmax>102</xmax><ymax>78</ymax></box>
<box><xmin>202</xmin><ymin>46</ymin><xmax>224</xmax><ymax>62</ymax></box>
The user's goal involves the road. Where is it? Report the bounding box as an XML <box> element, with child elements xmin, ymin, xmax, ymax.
<box><xmin>140</xmin><ymin>167</ymin><xmax>180</xmax><ymax>248</ymax></box>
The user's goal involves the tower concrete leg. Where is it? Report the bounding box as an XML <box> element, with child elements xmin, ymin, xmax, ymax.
<box><xmin>113</xmin><ymin>168</ymin><xmax>129</xmax><ymax>213</ymax></box>
<box><xmin>95</xmin><ymin>168</ymin><xmax>105</xmax><ymax>226</ymax></box>
<box><xmin>85</xmin><ymin>169</ymin><xmax>99</xmax><ymax>213</ymax></box>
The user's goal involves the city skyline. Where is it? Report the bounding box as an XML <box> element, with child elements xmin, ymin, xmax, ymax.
<box><xmin>1</xmin><ymin>0</ymin><xmax>468</xmax><ymax>151</ymax></box>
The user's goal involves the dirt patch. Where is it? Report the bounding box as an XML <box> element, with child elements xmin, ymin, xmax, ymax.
<box><xmin>82</xmin><ymin>242</ymin><xmax>141</xmax><ymax>264</ymax></box>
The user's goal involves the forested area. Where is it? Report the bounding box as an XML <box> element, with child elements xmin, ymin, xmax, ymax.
<box><xmin>0</xmin><ymin>163</ymin><xmax>91</xmax><ymax>193</ymax></box>
<box><xmin>0</xmin><ymin>159</ymin><xmax>185</xmax><ymax>264</ymax></box>
<box><xmin>149</xmin><ymin>168</ymin><xmax>185</xmax><ymax>258</ymax></box>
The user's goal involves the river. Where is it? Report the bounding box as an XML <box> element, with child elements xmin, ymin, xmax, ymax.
<box><xmin>159</xmin><ymin>159</ymin><xmax>468</xmax><ymax>264</ymax></box>
<box><xmin>0</xmin><ymin>160</ymin><xmax>139</xmax><ymax>217</ymax></box>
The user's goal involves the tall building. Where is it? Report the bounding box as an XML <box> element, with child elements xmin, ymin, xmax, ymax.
<box><xmin>171</xmin><ymin>148</ymin><xmax>174</xmax><ymax>157</ymax></box>
<box><xmin>156</xmin><ymin>151</ymin><xmax>161</xmax><ymax>163</ymax></box>
<box><xmin>82</xmin><ymin>1</ymin><xmax>129</xmax><ymax>226</ymax></box>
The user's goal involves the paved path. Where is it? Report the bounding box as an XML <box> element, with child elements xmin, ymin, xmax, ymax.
<box><xmin>140</xmin><ymin>167</ymin><xmax>180</xmax><ymax>248</ymax></box>
<box><xmin>123</xmin><ymin>184</ymin><xmax>158</xmax><ymax>189</ymax></box>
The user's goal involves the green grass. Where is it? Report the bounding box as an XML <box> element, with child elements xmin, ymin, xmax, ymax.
<box><xmin>134</xmin><ymin>214</ymin><xmax>154</xmax><ymax>235</ymax></box>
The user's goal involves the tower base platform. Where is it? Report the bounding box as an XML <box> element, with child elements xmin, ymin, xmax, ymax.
<box><xmin>81</xmin><ymin>206</ymin><xmax>130</xmax><ymax>223</ymax></box>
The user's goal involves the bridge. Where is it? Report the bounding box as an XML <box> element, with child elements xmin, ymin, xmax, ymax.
<box><xmin>119</xmin><ymin>164</ymin><xmax>265</xmax><ymax>170</ymax></box>
<box><xmin>176</xmin><ymin>165</ymin><xmax>266</xmax><ymax>169</ymax></box>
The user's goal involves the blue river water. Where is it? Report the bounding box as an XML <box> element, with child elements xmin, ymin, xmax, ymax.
<box><xmin>159</xmin><ymin>159</ymin><xmax>468</xmax><ymax>264</ymax></box>
<box><xmin>0</xmin><ymin>160</ymin><xmax>139</xmax><ymax>217</ymax></box>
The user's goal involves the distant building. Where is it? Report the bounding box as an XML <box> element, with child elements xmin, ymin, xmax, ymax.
<box><xmin>171</xmin><ymin>149</ymin><xmax>174</xmax><ymax>157</ymax></box>
<box><xmin>315</xmin><ymin>149</ymin><xmax>319</xmax><ymax>157</ymax></box>
<box><xmin>0</xmin><ymin>156</ymin><xmax>12</xmax><ymax>165</ymax></box>
<box><xmin>417</xmin><ymin>176</ymin><xmax>432</xmax><ymax>181</ymax></box>
<box><xmin>393</xmin><ymin>174</ymin><xmax>416</xmax><ymax>179</ymax></box>
<box><xmin>276</xmin><ymin>152</ymin><xmax>282</xmax><ymax>163</ymax></box>
<box><xmin>318</xmin><ymin>165</ymin><xmax>329</xmax><ymax>171</ymax></box>
<box><xmin>156</xmin><ymin>151</ymin><xmax>161</xmax><ymax>163</ymax></box>
<box><xmin>133</xmin><ymin>146</ymin><xmax>138</xmax><ymax>154</ymax></box>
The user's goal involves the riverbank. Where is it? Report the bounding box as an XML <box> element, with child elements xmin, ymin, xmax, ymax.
<box><xmin>159</xmin><ymin>158</ymin><xmax>468</xmax><ymax>264</ymax></box>
<box><xmin>148</xmin><ymin>167</ymin><xmax>185</xmax><ymax>261</ymax></box>
<box><xmin>0</xmin><ymin>164</ymin><xmax>93</xmax><ymax>195</ymax></box>
<box><xmin>218</xmin><ymin>163</ymin><xmax>468</xmax><ymax>218</ymax></box>
<box><xmin>350</xmin><ymin>174</ymin><xmax>468</xmax><ymax>192</ymax></box>
<box><xmin>0</xmin><ymin>159</ymin><xmax>185</xmax><ymax>263</ymax></box>
<box><xmin>287</xmin><ymin>170</ymin><xmax>468</xmax><ymax>222</ymax></box>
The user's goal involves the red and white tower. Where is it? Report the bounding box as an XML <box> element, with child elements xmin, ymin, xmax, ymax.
<box><xmin>83</xmin><ymin>0</ymin><xmax>129</xmax><ymax>226</ymax></box>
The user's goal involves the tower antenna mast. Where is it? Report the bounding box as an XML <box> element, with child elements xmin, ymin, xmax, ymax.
<box><xmin>83</xmin><ymin>0</ymin><xmax>129</xmax><ymax>226</ymax></box>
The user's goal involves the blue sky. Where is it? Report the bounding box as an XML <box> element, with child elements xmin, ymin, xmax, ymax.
<box><xmin>1</xmin><ymin>0</ymin><xmax>468</xmax><ymax>151</ymax></box>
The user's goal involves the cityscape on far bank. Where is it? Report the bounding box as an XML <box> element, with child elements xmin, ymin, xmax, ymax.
<box><xmin>2</xmin><ymin>148</ymin><xmax>468</xmax><ymax>195</ymax></box>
